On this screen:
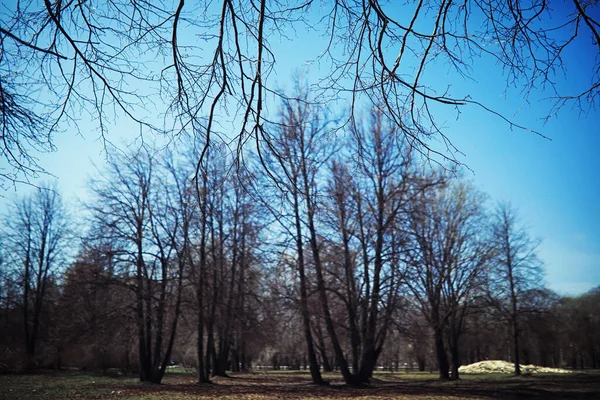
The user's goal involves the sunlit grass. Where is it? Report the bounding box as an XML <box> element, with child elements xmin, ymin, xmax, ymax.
<box><xmin>164</xmin><ymin>366</ymin><xmax>195</xmax><ymax>375</ymax></box>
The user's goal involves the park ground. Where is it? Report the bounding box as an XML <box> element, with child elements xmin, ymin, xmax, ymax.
<box><xmin>1</xmin><ymin>369</ymin><xmax>600</xmax><ymax>400</ymax></box>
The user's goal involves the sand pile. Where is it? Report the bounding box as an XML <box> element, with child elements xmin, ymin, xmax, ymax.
<box><xmin>458</xmin><ymin>360</ymin><xmax>572</xmax><ymax>374</ymax></box>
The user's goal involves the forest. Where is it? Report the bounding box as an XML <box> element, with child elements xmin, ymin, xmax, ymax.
<box><xmin>1</xmin><ymin>96</ymin><xmax>598</xmax><ymax>387</ymax></box>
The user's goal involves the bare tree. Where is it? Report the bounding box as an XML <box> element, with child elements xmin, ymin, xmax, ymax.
<box><xmin>87</xmin><ymin>148</ymin><xmax>186</xmax><ymax>383</ymax></box>
<box><xmin>488</xmin><ymin>202</ymin><xmax>544</xmax><ymax>376</ymax></box>
<box><xmin>261</xmin><ymin>87</ymin><xmax>330</xmax><ymax>384</ymax></box>
<box><xmin>193</xmin><ymin>157</ymin><xmax>211</xmax><ymax>383</ymax></box>
<box><xmin>270</xmin><ymin>100</ymin><xmax>415</xmax><ymax>384</ymax></box>
<box><xmin>0</xmin><ymin>184</ymin><xmax>70</xmax><ymax>370</ymax></box>
<box><xmin>181</xmin><ymin>143</ymin><xmax>265</xmax><ymax>379</ymax></box>
<box><xmin>404</xmin><ymin>179</ymin><xmax>491</xmax><ymax>379</ymax></box>
<box><xmin>305</xmin><ymin>108</ymin><xmax>416</xmax><ymax>384</ymax></box>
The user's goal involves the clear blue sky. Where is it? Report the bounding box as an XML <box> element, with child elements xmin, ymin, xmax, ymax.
<box><xmin>0</xmin><ymin>0</ymin><xmax>598</xmax><ymax>296</ymax></box>
<box><xmin>429</xmin><ymin>4</ymin><xmax>600</xmax><ymax>296</ymax></box>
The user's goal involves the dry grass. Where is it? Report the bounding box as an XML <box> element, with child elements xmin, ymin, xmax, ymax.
<box><xmin>1</xmin><ymin>369</ymin><xmax>599</xmax><ymax>400</ymax></box>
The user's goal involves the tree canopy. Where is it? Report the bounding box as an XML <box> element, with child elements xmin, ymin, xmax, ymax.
<box><xmin>1</xmin><ymin>0</ymin><xmax>598</xmax><ymax>187</ymax></box>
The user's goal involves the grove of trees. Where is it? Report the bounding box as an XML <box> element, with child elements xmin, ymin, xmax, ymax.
<box><xmin>1</xmin><ymin>94</ymin><xmax>598</xmax><ymax>383</ymax></box>
<box><xmin>0</xmin><ymin>0</ymin><xmax>598</xmax><ymax>386</ymax></box>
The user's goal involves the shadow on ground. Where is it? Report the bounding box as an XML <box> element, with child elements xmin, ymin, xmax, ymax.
<box><xmin>117</xmin><ymin>371</ymin><xmax>600</xmax><ymax>399</ymax></box>
<box><xmin>2</xmin><ymin>370</ymin><xmax>600</xmax><ymax>399</ymax></box>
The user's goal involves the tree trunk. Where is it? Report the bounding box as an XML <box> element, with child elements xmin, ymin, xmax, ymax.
<box><xmin>449</xmin><ymin>336</ymin><xmax>460</xmax><ymax>380</ymax></box>
<box><xmin>314</xmin><ymin>321</ymin><xmax>333</xmax><ymax>372</ymax></box>
<box><xmin>206</xmin><ymin>328</ymin><xmax>216</xmax><ymax>377</ymax></box>
<box><xmin>196</xmin><ymin>165</ymin><xmax>210</xmax><ymax>383</ymax></box>
<box><xmin>512</xmin><ymin>317</ymin><xmax>521</xmax><ymax>376</ymax></box>
<box><xmin>434</xmin><ymin>328</ymin><xmax>450</xmax><ymax>380</ymax></box>
<box><xmin>136</xmin><ymin>241</ymin><xmax>148</xmax><ymax>382</ymax></box>
<box><xmin>417</xmin><ymin>357</ymin><xmax>425</xmax><ymax>371</ymax></box>
<box><xmin>292</xmin><ymin>178</ymin><xmax>325</xmax><ymax>385</ymax></box>
<box><xmin>300</xmin><ymin>150</ymin><xmax>367</xmax><ymax>386</ymax></box>
<box><xmin>214</xmin><ymin>343</ymin><xmax>229</xmax><ymax>377</ymax></box>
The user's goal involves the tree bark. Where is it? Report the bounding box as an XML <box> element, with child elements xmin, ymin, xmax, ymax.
<box><xmin>434</xmin><ymin>327</ymin><xmax>450</xmax><ymax>380</ymax></box>
<box><xmin>292</xmin><ymin>174</ymin><xmax>325</xmax><ymax>385</ymax></box>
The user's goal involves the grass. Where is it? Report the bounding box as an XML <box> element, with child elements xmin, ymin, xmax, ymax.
<box><xmin>1</xmin><ymin>369</ymin><xmax>599</xmax><ymax>399</ymax></box>
<box><xmin>0</xmin><ymin>372</ymin><xmax>131</xmax><ymax>400</ymax></box>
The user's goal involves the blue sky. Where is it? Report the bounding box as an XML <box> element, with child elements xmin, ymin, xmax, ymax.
<box><xmin>447</xmin><ymin>97</ymin><xmax>600</xmax><ymax>296</ymax></box>
<box><xmin>434</xmin><ymin>5</ymin><xmax>600</xmax><ymax>296</ymax></box>
<box><xmin>1</xmin><ymin>0</ymin><xmax>598</xmax><ymax>296</ymax></box>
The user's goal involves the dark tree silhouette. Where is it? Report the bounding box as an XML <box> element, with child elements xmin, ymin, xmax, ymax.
<box><xmin>0</xmin><ymin>184</ymin><xmax>70</xmax><ymax>370</ymax></box>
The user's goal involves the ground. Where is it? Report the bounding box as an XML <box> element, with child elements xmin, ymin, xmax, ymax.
<box><xmin>1</xmin><ymin>369</ymin><xmax>599</xmax><ymax>399</ymax></box>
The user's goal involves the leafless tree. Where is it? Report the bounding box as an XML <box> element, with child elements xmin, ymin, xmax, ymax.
<box><xmin>261</xmin><ymin>87</ymin><xmax>331</xmax><ymax>384</ymax></box>
<box><xmin>404</xmin><ymin>179</ymin><xmax>492</xmax><ymax>379</ymax></box>
<box><xmin>182</xmin><ymin>142</ymin><xmax>265</xmax><ymax>379</ymax></box>
<box><xmin>315</xmin><ymin>109</ymin><xmax>416</xmax><ymax>384</ymax></box>
<box><xmin>268</xmin><ymin>98</ymin><xmax>417</xmax><ymax>384</ymax></box>
<box><xmin>488</xmin><ymin>202</ymin><xmax>544</xmax><ymax>376</ymax></box>
<box><xmin>0</xmin><ymin>184</ymin><xmax>70</xmax><ymax>370</ymax></box>
<box><xmin>87</xmin><ymin>148</ymin><xmax>187</xmax><ymax>383</ymax></box>
<box><xmin>0</xmin><ymin>0</ymin><xmax>171</xmax><ymax>188</ymax></box>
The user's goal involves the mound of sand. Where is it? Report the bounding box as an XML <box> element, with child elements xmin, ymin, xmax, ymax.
<box><xmin>458</xmin><ymin>360</ymin><xmax>572</xmax><ymax>374</ymax></box>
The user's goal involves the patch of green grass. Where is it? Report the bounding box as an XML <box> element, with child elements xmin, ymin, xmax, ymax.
<box><xmin>0</xmin><ymin>373</ymin><xmax>120</xmax><ymax>400</ymax></box>
<box><xmin>164</xmin><ymin>366</ymin><xmax>195</xmax><ymax>375</ymax></box>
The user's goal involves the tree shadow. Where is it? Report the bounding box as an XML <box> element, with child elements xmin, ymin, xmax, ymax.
<box><xmin>100</xmin><ymin>372</ymin><xmax>600</xmax><ymax>399</ymax></box>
